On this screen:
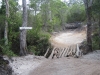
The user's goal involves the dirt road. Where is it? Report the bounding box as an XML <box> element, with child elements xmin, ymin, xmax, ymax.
<box><xmin>50</xmin><ymin>29</ymin><xmax>86</xmax><ymax>47</ymax></box>
<box><xmin>29</xmin><ymin>28</ymin><xmax>100</xmax><ymax>75</ymax></box>
<box><xmin>29</xmin><ymin>54</ymin><xmax>100</xmax><ymax>75</ymax></box>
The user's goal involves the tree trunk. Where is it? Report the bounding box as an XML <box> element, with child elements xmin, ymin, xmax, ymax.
<box><xmin>0</xmin><ymin>28</ymin><xmax>1</xmax><ymax>39</ymax></box>
<box><xmin>84</xmin><ymin>0</ymin><xmax>92</xmax><ymax>52</ymax></box>
<box><xmin>99</xmin><ymin>15</ymin><xmax>100</xmax><ymax>49</ymax></box>
<box><xmin>4</xmin><ymin>0</ymin><xmax>9</xmax><ymax>45</ymax></box>
<box><xmin>20</xmin><ymin>0</ymin><xmax>28</xmax><ymax>56</ymax></box>
<box><xmin>42</xmin><ymin>0</ymin><xmax>49</xmax><ymax>31</ymax></box>
<box><xmin>87</xmin><ymin>6</ymin><xmax>92</xmax><ymax>52</ymax></box>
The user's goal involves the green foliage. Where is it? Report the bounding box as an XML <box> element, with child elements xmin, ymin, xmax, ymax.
<box><xmin>8</xmin><ymin>32</ymin><xmax>20</xmax><ymax>55</ymax></box>
<box><xmin>0</xmin><ymin>1</ymin><xmax>6</xmax><ymax>39</ymax></box>
<box><xmin>50</xmin><ymin>0</ymin><xmax>67</xmax><ymax>27</ymax></box>
<box><xmin>7</xmin><ymin>0</ymin><xmax>22</xmax><ymax>55</ymax></box>
<box><xmin>66</xmin><ymin>3</ymin><xmax>86</xmax><ymax>23</ymax></box>
<box><xmin>92</xmin><ymin>0</ymin><xmax>100</xmax><ymax>14</ymax></box>
<box><xmin>92</xmin><ymin>35</ymin><xmax>99</xmax><ymax>50</ymax></box>
<box><xmin>7</xmin><ymin>11</ymin><xmax>22</xmax><ymax>55</ymax></box>
<box><xmin>0</xmin><ymin>0</ymin><xmax>22</xmax><ymax>56</ymax></box>
<box><xmin>92</xmin><ymin>0</ymin><xmax>100</xmax><ymax>21</ymax></box>
<box><xmin>0</xmin><ymin>45</ymin><xmax>16</xmax><ymax>57</ymax></box>
<box><xmin>9</xmin><ymin>0</ymin><xmax>18</xmax><ymax>12</ymax></box>
<box><xmin>92</xmin><ymin>25</ymin><xmax>100</xmax><ymax>50</ymax></box>
<box><xmin>92</xmin><ymin>0</ymin><xmax>100</xmax><ymax>50</ymax></box>
<box><xmin>0</xmin><ymin>39</ymin><xmax>16</xmax><ymax>57</ymax></box>
<box><xmin>27</xmin><ymin>30</ymin><xmax>51</xmax><ymax>55</ymax></box>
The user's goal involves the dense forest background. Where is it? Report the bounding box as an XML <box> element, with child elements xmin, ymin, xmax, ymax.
<box><xmin>0</xmin><ymin>0</ymin><xmax>100</xmax><ymax>56</ymax></box>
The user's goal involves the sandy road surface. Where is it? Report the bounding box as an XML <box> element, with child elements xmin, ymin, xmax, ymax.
<box><xmin>50</xmin><ymin>30</ymin><xmax>86</xmax><ymax>47</ymax></box>
<box><xmin>29</xmin><ymin>53</ymin><xmax>100</xmax><ymax>75</ymax></box>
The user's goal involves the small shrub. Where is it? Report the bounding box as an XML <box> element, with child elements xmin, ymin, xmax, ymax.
<box><xmin>92</xmin><ymin>35</ymin><xmax>99</xmax><ymax>50</ymax></box>
<box><xmin>27</xmin><ymin>30</ymin><xmax>51</xmax><ymax>56</ymax></box>
<box><xmin>0</xmin><ymin>45</ymin><xmax>16</xmax><ymax>57</ymax></box>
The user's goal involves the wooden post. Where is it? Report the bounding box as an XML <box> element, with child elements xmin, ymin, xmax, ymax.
<box><xmin>19</xmin><ymin>27</ymin><xmax>32</xmax><ymax>56</ymax></box>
